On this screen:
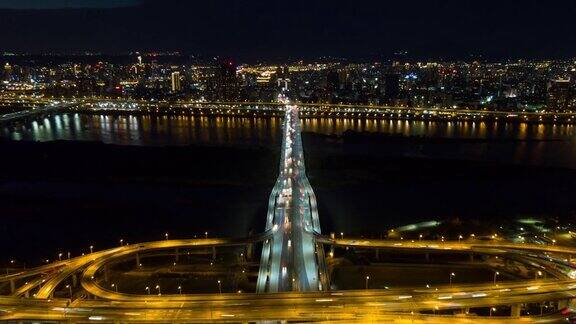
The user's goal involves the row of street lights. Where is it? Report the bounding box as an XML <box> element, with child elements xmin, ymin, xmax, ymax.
<box><xmin>366</xmin><ymin>272</ymin><xmax>454</xmax><ymax>289</ymax></box>
<box><xmin>143</xmin><ymin>281</ymin><xmax>223</xmax><ymax>296</ymax></box>
<box><xmin>51</xmin><ymin>231</ymin><xmax>214</xmax><ymax>263</ymax></box>
<box><xmin>338</xmin><ymin>231</ymin><xmax>479</xmax><ymax>242</ymax></box>
<box><xmin>144</xmin><ymin>285</ymin><xmax>161</xmax><ymax>295</ymax></box>
<box><xmin>164</xmin><ymin>232</ymin><xmax>210</xmax><ymax>241</ymax></box>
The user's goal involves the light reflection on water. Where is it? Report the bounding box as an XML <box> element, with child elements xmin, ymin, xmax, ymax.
<box><xmin>3</xmin><ymin>113</ymin><xmax>576</xmax><ymax>168</ymax></box>
<box><xmin>299</xmin><ymin>117</ymin><xmax>576</xmax><ymax>141</ymax></box>
<box><xmin>2</xmin><ymin>113</ymin><xmax>283</xmax><ymax>147</ymax></box>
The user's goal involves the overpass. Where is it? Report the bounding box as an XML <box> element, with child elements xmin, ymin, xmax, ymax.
<box><xmin>256</xmin><ymin>93</ymin><xmax>328</xmax><ymax>293</ymax></box>
<box><xmin>0</xmin><ymin>101</ymin><xmax>77</xmax><ymax>123</ymax></box>
<box><xmin>4</xmin><ymin>95</ymin><xmax>576</xmax><ymax>124</ymax></box>
<box><xmin>4</xmin><ymin>97</ymin><xmax>576</xmax><ymax>322</ymax></box>
<box><xmin>2</xmin><ymin>237</ymin><xmax>576</xmax><ymax>322</ymax></box>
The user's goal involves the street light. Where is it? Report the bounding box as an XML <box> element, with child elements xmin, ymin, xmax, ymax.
<box><xmin>119</xmin><ymin>239</ymin><xmax>123</xmax><ymax>246</ymax></box>
<box><xmin>217</xmin><ymin>280</ymin><xmax>222</xmax><ymax>294</ymax></box>
<box><xmin>340</xmin><ymin>232</ymin><xmax>344</xmax><ymax>240</ymax></box>
<box><xmin>449</xmin><ymin>272</ymin><xmax>456</xmax><ymax>286</ymax></box>
<box><xmin>58</xmin><ymin>253</ymin><xmax>62</xmax><ymax>261</ymax></box>
<box><xmin>155</xmin><ymin>284</ymin><xmax>161</xmax><ymax>295</ymax></box>
<box><xmin>145</xmin><ymin>286</ymin><xmax>150</xmax><ymax>295</ymax></box>
<box><xmin>490</xmin><ymin>307</ymin><xmax>497</xmax><ymax>317</ymax></box>
<box><xmin>493</xmin><ymin>271</ymin><xmax>500</xmax><ymax>285</ymax></box>
<box><xmin>365</xmin><ymin>276</ymin><xmax>370</xmax><ymax>289</ymax></box>
<box><xmin>178</xmin><ymin>286</ymin><xmax>182</xmax><ymax>294</ymax></box>
<box><xmin>458</xmin><ymin>235</ymin><xmax>463</xmax><ymax>242</ymax></box>
<box><xmin>419</xmin><ymin>234</ymin><xmax>423</xmax><ymax>241</ymax></box>
<box><xmin>89</xmin><ymin>245</ymin><xmax>94</xmax><ymax>254</ymax></box>
<box><xmin>65</xmin><ymin>284</ymin><xmax>72</xmax><ymax>298</ymax></box>
<box><xmin>536</xmin><ymin>270</ymin><xmax>543</xmax><ymax>279</ymax></box>
<box><xmin>111</xmin><ymin>283</ymin><xmax>118</xmax><ymax>292</ymax></box>
<box><xmin>205</xmin><ymin>231</ymin><xmax>208</xmax><ymax>239</ymax></box>
<box><xmin>165</xmin><ymin>233</ymin><xmax>169</xmax><ymax>240</ymax></box>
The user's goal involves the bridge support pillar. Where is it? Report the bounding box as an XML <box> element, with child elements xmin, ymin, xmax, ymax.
<box><xmin>212</xmin><ymin>246</ymin><xmax>217</xmax><ymax>260</ymax></box>
<box><xmin>9</xmin><ymin>279</ymin><xmax>15</xmax><ymax>294</ymax></box>
<box><xmin>175</xmin><ymin>248</ymin><xmax>179</xmax><ymax>262</ymax></box>
<box><xmin>558</xmin><ymin>299</ymin><xmax>575</xmax><ymax>309</ymax></box>
<box><xmin>104</xmin><ymin>265</ymin><xmax>110</xmax><ymax>283</ymax></box>
<box><xmin>136</xmin><ymin>253</ymin><xmax>140</xmax><ymax>268</ymax></box>
<box><xmin>246</xmin><ymin>243</ymin><xmax>253</xmax><ymax>261</ymax></box>
<box><xmin>425</xmin><ymin>253</ymin><xmax>430</xmax><ymax>262</ymax></box>
<box><xmin>375</xmin><ymin>249</ymin><xmax>379</xmax><ymax>260</ymax></box>
<box><xmin>469</xmin><ymin>253</ymin><xmax>474</xmax><ymax>262</ymax></box>
<box><xmin>72</xmin><ymin>274</ymin><xmax>78</xmax><ymax>287</ymax></box>
<box><xmin>329</xmin><ymin>233</ymin><xmax>336</xmax><ymax>258</ymax></box>
<box><xmin>511</xmin><ymin>304</ymin><xmax>522</xmax><ymax>317</ymax></box>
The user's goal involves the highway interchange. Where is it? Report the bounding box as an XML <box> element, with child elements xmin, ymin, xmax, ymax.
<box><xmin>3</xmin><ymin>238</ymin><xmax>576</xmax><ymax>322</ymax></box>
<box><xmin>2</xmin><ymin>96</ymin><xmax>576</xmax><ymax>322</ymax></box>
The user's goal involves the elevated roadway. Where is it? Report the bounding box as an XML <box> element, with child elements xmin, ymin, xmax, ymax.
<box><xmin>3</xmin><ymin>95</ymin><xmax>576</xmax><ymax>322</ymax></box>
<box><xmin>256</xmin><ymin>94</ymin><xmax>327</xmax><ymax>293</ymax></box>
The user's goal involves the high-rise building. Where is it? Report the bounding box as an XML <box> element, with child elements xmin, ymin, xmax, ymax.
<box><xmin>547</xmin><ymin>78</ymin><xmax>572</xmax><ymax>111</ymax></box>
<box><xmin>384</xmin><ymin>74</ymin><xmax>400</xmax><ymax>102</ymax></box>
<box><xmin>171</xmin><ymin>71</ymin><xmax>181</xmax><ymax>92</ymax></box>
<box><xmin>326</xmin><ymin>70</ymin><xmax>340</xmax><ymax>92</ymax></box>
<box><xmin>276</xmin><ymin>66</ymin><xmax>290</xmax><ymax>90</ymax></box>
<box><xmin>3</xmin><ymin>63</ymin><xmax>12</xmax><ymax>82</ymax></box>
<box><xmin>215</xmin><ymin>60</ymin><xmax>239</xmax><ymax>100</ymax></box>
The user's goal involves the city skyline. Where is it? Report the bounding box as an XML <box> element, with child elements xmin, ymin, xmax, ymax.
<box><xmin>3</xmin><ymin>1</ymin><xmax>576</xmax><ymax>322</ymax></box>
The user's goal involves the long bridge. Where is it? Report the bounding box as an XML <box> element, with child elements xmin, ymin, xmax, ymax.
<box><xmin>3</xmin><ymin>95</ymin><xmax>576</xmax><ymax>124</ymax></box>
<box><xmin>256</xmin><ymin>94</ymin><xmax>328</xmax><ymax>293</ymax></box>
<box><xmin>0</xmin><ymin>101</ymin><xmax>77</xmax><ymax>123</ymax></box>
<box><xmin>3</xmin><ymin>95</ymin><xmax>576</xmax><ymax>322</ymax></box>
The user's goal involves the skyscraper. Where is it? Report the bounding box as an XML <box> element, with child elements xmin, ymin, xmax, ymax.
<box><xmin>171</xmin><ymin>71</ymin><xmax>181</xmax><ymax>92</ymax></box>
<box><xmin>547</xmin><ymin>78</ymin><xmax>573</xmax><ymax>111</ymax></box>
<box><xmin>215</xmin><ymin>60</ymin><xmax>239</xmax><ymax>101</ymax></box>
<box><xmin>384</xmin><ymin>74</ymin><xmax>400</xmax><ymax>102</ymax></box>
<box><xmin>3</xmin><ymin>63</ymin><xmax>12</xmax><ymax>82</ymax></box>
<box><xmin>276</xmin><ymin>66</ymin><xmax>290</xmax><ymax>91</ymax></box>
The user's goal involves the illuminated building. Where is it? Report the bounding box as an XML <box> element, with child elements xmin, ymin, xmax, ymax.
<box><xmin>171</xmin><ymin>71</ymin><xmax>181</xmax><ymax>92</ymax></box>
<box><xmin>3</xmin><ymin>62</ymin><xmax>12</xmax><ymax>82</ymax></box>
<box><xmin>215</xmin><ymin>60</ymin><xmax>239</xmax><ymax>100</ymax></box>
<box><xmin>547</xmin><ymin>78</ymin><xmax>573</xmax><ymax>111</ymax></box>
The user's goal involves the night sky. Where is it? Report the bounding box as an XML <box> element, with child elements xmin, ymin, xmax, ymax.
<box><xmin>0</xmin><ymin>0</ymin><xmax>575</xmax><ymax>60</ymax></box>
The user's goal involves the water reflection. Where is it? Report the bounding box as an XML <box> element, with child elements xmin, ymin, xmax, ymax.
<box><xmin>2</xmin><ymin>113</ymin><xmax>283</xmax><ymax>147</ymax></box>
<box><xmin>3</xmin><ymin>114</ymin><xmax>576</xmax><ymax>168</ymax></box>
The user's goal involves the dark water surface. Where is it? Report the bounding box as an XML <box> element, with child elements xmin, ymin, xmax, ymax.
<box><xmin>4</xmin><ymin>113</ymin><xmax>576</xmax><ymax>167</ymax></box>
<box><xmin>2</xmin><ymin>113</ymin><xmax>576</xmax><ymax>264</ymax></box>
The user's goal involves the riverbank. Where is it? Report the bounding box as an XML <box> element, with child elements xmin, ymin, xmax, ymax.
<box><xmin>1</xmin><ymin>136</ymin><xmax>576</xmax><ymax>264</ymax></box>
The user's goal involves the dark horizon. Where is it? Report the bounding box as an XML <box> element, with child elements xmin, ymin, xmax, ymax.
<box><xmin>0</xmin><ymin>0</ymin><xmax>575</xmax><ymax>61</ymax></box>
